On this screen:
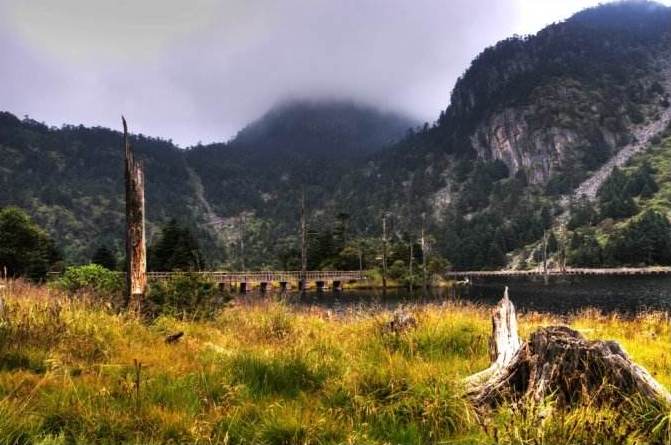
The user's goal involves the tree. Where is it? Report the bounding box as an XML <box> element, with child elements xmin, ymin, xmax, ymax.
<box><xmin>92</xmin><ymin>245</ymin><xmax>117</xmax><ymax>270</ymax></box>
<box><xmin>606</xmin><ymin>210</ymin><xmax>671</xmax><ymax>265</ymax></box>
<box><xmin>626</xmin><ymin>162</ymin><xmax>658</xmax><ymax>198</ymax></box>
<box><xmin>0</xmin><ymin>207</ymin><xmax>61</xmax><ymax>280</ymax></box>
<box><xmin>567</xmin><ymin>229</ymin><xmax>602</xmax><ymax>267</ymax></box>
<box><xmin>148</xmin><ymin>219</ymin><xmax>204</xmax><ymax>271</ymax></box>
<box><xmin>598</xmin><ymin>167</ymin><xmax>638</xmax><ymax>219</ymax></box>
<box><xmin>568</xmin><ymin>196</ymin><xmax>598</xmax><ymax>229</ymax></box>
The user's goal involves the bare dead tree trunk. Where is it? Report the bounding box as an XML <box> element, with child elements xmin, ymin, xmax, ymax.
<box><xmin>382</xmin><ymin>213</ymin><xmax>388</xmax><ymax>296</ymax></box>
<box><xmin>300</xmin><ymin>190</ymin><xmax>307</xmax><ymax>292</ymax></box>
<box><xmin>239</xmin><ymin>214</ymin><xmax>246</xmax><ymax>271</ymax></box>
<box><xmin>409</xmin><ymin>242</ymin><xmax>414</xmax><ymax>293</ymax></box>
<box><xmin>123</xmin><ymin>117</ymin><xmax>147</xmax><ymax>313</ymax></box>
<box><xmin>466</xmin><ymin>288</ymin><xmax>671</xmax><ymax>409</ymax></box>
<box><xmin>421</xmin><ymin>213</ymin><xmax>428</xmax><ymax>294</ymax></box>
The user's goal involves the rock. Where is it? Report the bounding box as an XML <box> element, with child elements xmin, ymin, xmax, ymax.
<box><xmin>164</xmin><ymin>332</ymin><xmax>184</xmax><ymax>344</ymax></box>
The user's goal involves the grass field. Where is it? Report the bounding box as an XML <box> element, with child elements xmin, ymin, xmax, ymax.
<box><xmin>0</xmin><ymin>280</ymin><xmax>669</xmax><ymax>444</ymax></box>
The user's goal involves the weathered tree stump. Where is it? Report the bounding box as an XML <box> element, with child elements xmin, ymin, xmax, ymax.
<box><xmin>465</xmin><ymin>287</ymin><xmax>519</xmax><ymax>386</ymax></box>
<box><xmin>383</xmin><ymin>310</ymin><xmax>418</xmax><ymax>334</ymax></box>
<box><xmin>467</xmin><ymin>289</ymin><xmax>671</xmax><ymax>409</ymax></box>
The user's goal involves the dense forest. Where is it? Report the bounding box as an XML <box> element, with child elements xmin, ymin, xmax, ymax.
<box><xmin>2</xmin><ymin>1</ymin><xmax>671</xmax><ymax>274</ymax></box>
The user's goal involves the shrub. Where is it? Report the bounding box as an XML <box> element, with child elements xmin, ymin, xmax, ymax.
<box><xmin>54</xmin><ymin>264</ymin><xmax>123</xmax><ymax>298</ymax></box>
<box><xmin>147</xmin><ymin>273</ymin><xmax>228</xmax><ymax>319</ymax></box>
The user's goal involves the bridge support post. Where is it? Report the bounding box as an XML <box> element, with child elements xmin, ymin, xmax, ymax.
<box><xmin>279</xmin><ymin>282</ymin><xmax>288</xmax><ymax>292</ymax></box>
<box><xmin>260</xmin><ymin>282</ymin><xmax>268</xmax><ymax>293</ymax></box>
<box><xmin>239</xmin><ymin>282</ymin><xmax>247</xmax><ymax>293</ymax></box>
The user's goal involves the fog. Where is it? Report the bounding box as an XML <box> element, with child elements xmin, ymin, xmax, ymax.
<box><xmin>1</xmin><ymin>0</ymin><xmax>665</xmax><ymax>146</ymax></box>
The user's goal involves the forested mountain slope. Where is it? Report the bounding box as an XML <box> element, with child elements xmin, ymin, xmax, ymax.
<box><xmin>2</xmin><ymin>1</ymin><xmax>671</xmax><ymax>271</ymax></box>
<box><xmin>0</xmin><ymin>102</ymin><xmax>414</xmax><ymax>265</ymax></box>
<box><xmin>334</xmin><ymin>0</ymin><xmax>671</xmax><ymax>270</ymax></box>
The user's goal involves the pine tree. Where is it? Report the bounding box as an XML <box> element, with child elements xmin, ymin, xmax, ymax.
<box><xmin>92</xmin><ymin>245</ymin><xmax>116</xmax><ymax>270</ymax></box>
<box><xmin>148</xmin><ymin>220</ymin><xmax>204</xmax><ymax>271</ymax></box>
<box><xmin>0</xmin><ymin>207</ymin><xmax>61</xmax><ymax>280</ymax></box>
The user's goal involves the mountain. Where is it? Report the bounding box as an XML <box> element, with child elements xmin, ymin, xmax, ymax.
<box><xmin>186</xmin><ymin>99</ymin><xmax>414</xmax><ymax>218</ymax></box>
<box><xmin>0</xmin><ymin>101</ymin><xmax>414</xmax><ymax>265</ymax></box>
<box><xmin>331</xmin><ymin>0</ymin><xmax>671</xmax><ymax>269</ymax></box>
<box><xmin>3</xmin><ymin>1</ymin><xmax>671</xmax><ymax>272</ymax></box>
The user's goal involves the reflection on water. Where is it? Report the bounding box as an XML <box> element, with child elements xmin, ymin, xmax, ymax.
<box><xmin>237</xmin><ymin>275</ymin><xmax>671</xmax><ymax>314</ymax></box>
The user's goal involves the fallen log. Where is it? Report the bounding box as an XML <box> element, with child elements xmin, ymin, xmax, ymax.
<box><xmin>466</xmin><ymin>289</ymin><xmax>671</xmax><ymax>409</ymax></box>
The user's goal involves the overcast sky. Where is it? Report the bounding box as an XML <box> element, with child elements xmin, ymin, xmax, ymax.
<box><xmin>1</xmin><ymin>0</ymin><xmax>669</xmax><ymax>147</ymax></box>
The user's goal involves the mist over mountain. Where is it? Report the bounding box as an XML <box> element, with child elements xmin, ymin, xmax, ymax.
<box><xmin>0</xmin><ymin>100</ymin><xmax>415</xmax><ymax>264</ymax></box>
<box><xmin>2</xmin><ymin>1</ymin><xmax>671</xmax><ymax>271</ymax></box>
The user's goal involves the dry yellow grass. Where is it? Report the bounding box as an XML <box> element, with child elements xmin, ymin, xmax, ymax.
<box><xmin>0</xmin><ymin>280</ymin><xmax>669</xmax><ymax>444</ymax></box>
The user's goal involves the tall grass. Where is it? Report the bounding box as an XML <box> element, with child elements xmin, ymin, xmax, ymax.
<box><xmin>0</xmin><ymin>280</ymin><xmax>669</xmax><ymax>444</ymax></box>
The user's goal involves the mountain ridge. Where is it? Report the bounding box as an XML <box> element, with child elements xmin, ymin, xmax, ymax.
<box><xmin>3</xmin><ymin>1</ymin><xmax>671</xmax><ymax>271</ymax></box>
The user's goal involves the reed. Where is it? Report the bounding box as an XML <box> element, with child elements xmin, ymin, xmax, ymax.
<box><xmin>0</xmin><ymin>280</ymin><xmax>668</xmax><ymax>444</ymax></box>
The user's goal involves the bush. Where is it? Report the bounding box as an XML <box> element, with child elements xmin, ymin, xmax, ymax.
<box><xmin>0</xmin><ymin>207</ymin><xmax>61</xmax><ymax>281</ymax></box>
<box><xmin>147</xmin><ymin>273</ymin><xmax>229</xmax><ymax>318</ymax></box>
<box><xmin>55</xmin><ymin>264</ymin><xmax>123</xmax><ymax>298</ymax></box>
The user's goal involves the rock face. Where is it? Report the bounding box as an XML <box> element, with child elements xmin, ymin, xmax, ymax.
<box><xmin>471</xmin><ymin>108</ymin><xmax>582</xmax><ymax>184</ymax></box>
<box><xmin>467</xmin><ymin>61</ymin><xmax>671</xmax><ymax>187</ymax></box>
<box><xmin>435</xmin><ymin>2</ymin><xmax>671</xmax><ymax>187</ymax></box>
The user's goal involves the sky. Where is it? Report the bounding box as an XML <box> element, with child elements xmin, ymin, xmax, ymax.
<box><xmin>1</xmin><ymin>0</ymin><xmax>669</xmax><ymax>147</ymax></box>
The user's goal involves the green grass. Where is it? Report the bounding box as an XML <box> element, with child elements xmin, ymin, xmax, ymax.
<box><xmin>0</xmin><ymin>280</ymin><xmax>669</xmax><ymax>444</ymax></box>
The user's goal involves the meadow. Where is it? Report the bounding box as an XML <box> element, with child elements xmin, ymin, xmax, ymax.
<box><xmin>0</xmin><ymin>280</ymin><xmax>670</xmax><ymax>445</ymax></box>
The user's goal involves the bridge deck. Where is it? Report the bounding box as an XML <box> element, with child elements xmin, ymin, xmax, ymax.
<box><xmin>445</xmin><ymin>267</ymin><xmax>671</xmax><ymax>278</ymax></box>
<box><xmin>148</xmin><ymin>270</ymin><xmax>366</xmax><ymax>283</ymax></box>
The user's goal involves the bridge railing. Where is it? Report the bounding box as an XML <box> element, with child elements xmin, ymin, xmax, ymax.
<box><xmin>444</xmin><ymin>266</ymin><xmax>671</xmax><ymax>277</ymax></box>
<box><xmin>147</xmin><ymin>270</ymin><xmax>368</xmax><ymax>283</ymax></box>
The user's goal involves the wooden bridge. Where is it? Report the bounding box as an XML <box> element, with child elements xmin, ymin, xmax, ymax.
<box><xmin>147</xmin><ymin>270</ymin><xmax>368</xmax><ymax>292</ymax></box>
<box><xmin>445</xmin><ymin>266</ymin><xmax>671</xmax><ymax>279</ymax></box>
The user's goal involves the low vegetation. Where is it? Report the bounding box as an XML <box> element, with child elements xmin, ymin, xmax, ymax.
<box><xmin>0</xmin><ymin>281</ymin><xmax>669</xmax><ymax>444</ymax></box>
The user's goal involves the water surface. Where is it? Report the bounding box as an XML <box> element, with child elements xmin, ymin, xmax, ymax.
<box><xmin>240</xmin><ymin>275</ymin><xmax>671</xmax><ymax>314</ymax></box>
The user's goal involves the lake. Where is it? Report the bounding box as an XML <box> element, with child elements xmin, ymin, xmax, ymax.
<box><xmin>244</xmin><ymin>275</ymin><xmax>671</xmax><ymax>314</ymax></box>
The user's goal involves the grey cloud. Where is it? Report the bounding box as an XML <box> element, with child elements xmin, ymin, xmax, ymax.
<box><xmin>1</xmin><ymin>0</ymin><xmax>658</xmax><ymax>146</ymax></box>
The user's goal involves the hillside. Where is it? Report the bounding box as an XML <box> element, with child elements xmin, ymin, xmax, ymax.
<box><xmin>336</xmin><ymin>0</ymin><xmax>671</xmax><ymax>270</ymax></box>
<box><xmin>3</xmin><ymin>1</ymin><xmax>671</xmax><ymax>271</ymax></box>
<box><xmin>0</xmin><ymin>102</ymin><xmax>414</xmax><ymax>265</ymax></box>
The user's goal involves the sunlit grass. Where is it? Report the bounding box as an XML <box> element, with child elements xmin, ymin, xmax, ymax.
<box><xmin>0</xmin><ymin>280</ymin><xmax>669</xmax><ymax>444</ymax></box>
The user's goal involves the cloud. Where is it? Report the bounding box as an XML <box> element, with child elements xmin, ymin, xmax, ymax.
<box><xmin>1</xmin><ymin>0</ymin><xmax>667</xmax><ymax>146</ymax></box>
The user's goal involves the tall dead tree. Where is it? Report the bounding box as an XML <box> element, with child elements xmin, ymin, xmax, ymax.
<box><xmin>239</xmin><ymin>214</ymin><xmax>246</xmax><ymax>271</ymax></box>
<box><xmin>299</xmin><ymin>190</ymin><xmax>307</xmax><ymax>292</ymax></box>
<box><xmin>421</xmin><ymin>213</ymin><xmax>428</xmax><ymax>293</ymax></box>
<box><xmin>409</xmin><ymin>242</ymin><xmax>414</xmax><ymax>293</ymax></box>
<box><xmin>123</xmin><ymin>117</ymin><xmax>147</xmax><ymax>313</ymax></box>
<box><xmin>381</xmin><ymin>213</ymin><xmax>388</xmax><ymax>295</ymax></box>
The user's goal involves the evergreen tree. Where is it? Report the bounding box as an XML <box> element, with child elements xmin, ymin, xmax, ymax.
<box><xmin>598</xmin><ymin>167</ymin><xmax>638</xmax><ymax>219</ymax></box>
<box><xmin>568</xmin><ymin>196</ymin><xmax>598</xmax><ymax>229</ymax></box>
<box><xmin>607</xmin><ymin>210</ymin><xmax>671</xmax><ymax>265</ymax></box>
<box><xmin>149</xmin><ymin>220</ymin><xmax>204</xmax><ymax>271</ymax></box>
<box><xmin>91</xmin><ymin>245</ymin><xmax>116</xmax><ymax>270</ymax></box>
<box><xmin>0</xmin><ymin>207</ymin><xmax>61</xmax><ymax>280</ymax></box>
<box><xmin>567</xmin><ymin>229</ymin><xmax>602</xmax><ymax>267</ymax></box>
